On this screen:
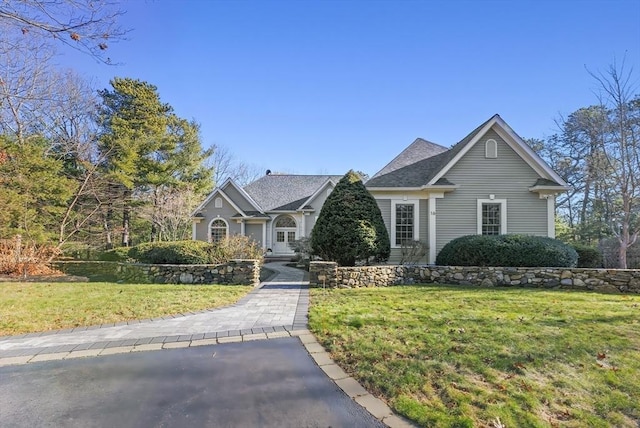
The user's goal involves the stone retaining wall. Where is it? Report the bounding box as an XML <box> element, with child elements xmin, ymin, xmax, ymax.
<box><xmin>309</xmin><ymin>262</ymin><xmax>640</xmax><ymax>293</ymax></box>
<box><xmin>52</xmin><ymin>260</ymin><xmax>261</xmax><ymax>286</ymax></box>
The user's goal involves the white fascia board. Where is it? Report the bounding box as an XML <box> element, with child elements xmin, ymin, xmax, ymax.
<box><xmin>492</xmin><ymin>118</ymin><xmax>569</xmax><ymax>187</ymax></box>
<box><xmin>420</xmin><ymin>184</ymin><xmax>459</xmax><ymax>192</ymax></box>
<box><xmin>190</xmin><ymin>178</ymin><xmax>232</xmax><ymax>216</ymax></box>
<box><xmin>428</xmin><ymin>117</ymin><xmax>498</xmax><ymax>185</ymax></box>
<box><xmin>227</xmin><ymin>180</ymin><xmax>264</xmax><ymax>213</ymax></box>
<box><xmin>217</xmin><ymin>189</ymin><xmax>248</xmax><ymax>218</ymax></box>
<box><xmin>297</xmin><ymin>178</ymin><xmax>335</xmax><ymax>211</ymax></box>
<box><xmin>528</xmin><ymin>185</ymin><xmax>571</xmax><ymax>193</ymax></box>
<box><xmin>366</xmin><ymin>187</ymin><xmax>423</xmax><ymax>192</ymax></box>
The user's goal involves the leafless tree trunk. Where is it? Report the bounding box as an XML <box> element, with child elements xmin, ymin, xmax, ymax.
<box><xmin>588</xmin><ymin>59</ymin><xmax>640</xmax><ymax>268</ymax></box>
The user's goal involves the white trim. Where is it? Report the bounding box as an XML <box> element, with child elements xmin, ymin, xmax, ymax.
<box><xmin>191</xmin><ymin>178</ymin><xmax>265</xmax><ymax>217</ymax></box>
<box><xmin>191</xmin><ymin>185</ymin><xmax>248</xmax><ymax>219</ymax></box>
<box><xmin>477</xmin><ymin>199</ymin><xmax>507</xmax><ymax>235</ymax></box>
<box><xmin>191</xmin><ymin>177</ymin><xmax>233</xmax><ymax>215</ymax></box>
<box><xmin>429</xmin><ymin>117</ymin><xmax>496</xmax><ymax>185</ymax></box>
<box><xmin>492</xmin><ymin>118</ymin><xmax>567</xmax><ymax>185</ymax></box>
<box><xmin>429</xmin><ymin>115</ymin><xmax>569</xmax><ymax>188</ymax></box>
<box><xmin>297</xmin><ymin>178</ymin><xmax>337</xmax><ymax>211</ymax></box>
<box><xmin>208</xmin><ymin>217</ymin><xmax>230</xmax><ymax>242</ymax></box>
<box><xmin>546</xmin><ymin>195</ymin><xmax>556</xmax><ymax>238</ymax></box>
<box><xmin>227</xmin><ymin>180</ymin><xmax>264</xmax><ymax>212</ymax></box>
<box><xmin>428</xmin><ymin>196</ymin><xmax>437</xmax><ymax>264</ymax></box>
<box><xmin>391</xmin><ymin>199</ymin><xmax>419</xmax><ymax>248</ymax></box>
<box><xmin>217</xmin><ymin>189</ymin><xmax>247</xmax><ymax>218</ymax></box>
<box><xmin>485</xmin><ymin>139</ymin><xmax>497</xmax><ymax>158</ymax></box>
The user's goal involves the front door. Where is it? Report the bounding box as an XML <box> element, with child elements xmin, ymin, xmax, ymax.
<box><xmin>273</xmin><ymin>215</ymin><xmax>296</xmax><ymax>254</ymax></box>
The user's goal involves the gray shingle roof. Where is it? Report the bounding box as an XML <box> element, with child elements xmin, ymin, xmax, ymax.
<box><xmin>366</xmin><ymin>115</ymin><xmax>496</xmax><ymax>188</ymax></box>
<box><xmin>243</xmin><ymin>174</ymin><xmax>342</xmax><ymax>211</ymax></box>
<box><xmin>532</xmin><ymin>178</ymin><xmax>564</xmax><ymax>187</ymax></box>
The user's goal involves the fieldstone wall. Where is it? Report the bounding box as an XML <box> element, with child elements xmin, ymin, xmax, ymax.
<box><xmin>52</xmin><ymin>260</ymin><xmax>261</xmax><ymax>286</ymax></box>
<box><xmin>309</xmin><ymin>262</ymin><xmax>640</xmax><ymax>294</ymax></box>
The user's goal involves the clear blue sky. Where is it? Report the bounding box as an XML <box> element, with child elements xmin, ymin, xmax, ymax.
<box><xmin>59</xmin><ymin>0</ymin><xmax>640</xmax><ymax>178</ymax></box>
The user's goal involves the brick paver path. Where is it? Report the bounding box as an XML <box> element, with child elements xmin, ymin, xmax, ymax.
<box><xmin>0</xmin><ymin>262</ymin><xmax>309</xmax><ymax>358</ymax></box>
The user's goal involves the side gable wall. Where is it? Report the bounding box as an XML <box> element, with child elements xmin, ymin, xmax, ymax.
<box><xmin>222</xmin><ymin>184</ymin><xmax>256</xmax><ymax>212</ymax></box>
<box><xmin>435</xmin><ymin>128</ymin><xmax>547</xmax><ymax>252</ymax></box>
<box><xmin>194</xmin><ymin>195</ymin><xmax>242</xmax><ymax>241</ymax></box>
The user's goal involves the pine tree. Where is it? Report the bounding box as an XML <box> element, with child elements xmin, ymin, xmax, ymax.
<box><xmin>311</xmin><ymin>170</ymin><xmax>390</xmax><ymax>266</ymax></box>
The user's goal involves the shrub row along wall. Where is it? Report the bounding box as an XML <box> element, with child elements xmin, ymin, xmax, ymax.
<box><xmin>309</xmin><ymin>262</ymin><xmax>640</xmax><ymax>294</ymax></box>
<box><xmin>52</xmin><ymin>260</ymin><xmax>261</xmax><ymax>286</ymax></box>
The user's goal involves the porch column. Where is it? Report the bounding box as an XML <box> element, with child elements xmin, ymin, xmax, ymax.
<box><xmin>547</xmin><ymin>195</ymin><xmax>555</xmax><ymax>238</ymax></box>
<box><xmin>192</xmin><ymin>221</ymin><xmax>197</xmax><ymax>240</ymax></box>
<box><xmin>428</xmin><ymin>196</ymin><xmax>437</xmax><ymax>264</ymax></box>
<box><xmin>262</xmin><ymin>222</ymin><xmax>267</xmax><ymax>250</ymax></box>
<box><xmin>240</xmin><ymin>219</ymin><xmax>245</xmax><ymax>235</ymax></box>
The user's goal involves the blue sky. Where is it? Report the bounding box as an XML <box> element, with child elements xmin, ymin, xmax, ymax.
<box><xmin>59</xmin><ymin>0</ymin><xmax>640</xmax><ymax>178</ymax></box>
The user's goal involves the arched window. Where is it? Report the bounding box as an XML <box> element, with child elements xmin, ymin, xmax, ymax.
<box><xmin>214</xmin><ymin>197</ymin><xmax>223</xmax><ymax>208</ymax></box>
<box><xmin>210</xmin><ymin>218</ymin><xmax>228</xmax><ymax>243</ymax></box>
<box><xmin>485</xmin><ymin>139</ymin><xmax>497</xmax><ymax>158</ymax></box>
<box><xmin>275</xmin><ymin>216</ymin><xmax>296</xmax><ymax>228</ymax></box>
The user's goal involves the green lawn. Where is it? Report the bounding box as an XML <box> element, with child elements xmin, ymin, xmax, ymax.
<box><xmin>309</xmin><ymin>286</ymin><xmax>640</xmax><ymax>428</ymax></box>
<box><xmin>0</xmin><ymin>282</ymin><xmax>252</xmax><ymax>336</ymax></box>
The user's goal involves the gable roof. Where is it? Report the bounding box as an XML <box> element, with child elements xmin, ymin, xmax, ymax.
<box><xmin>191</xmin><ymin>178</ymin><xmax>253</xmax><ymax>217</ymax></box>
<box><xmin>243</xmin><ymin>174</ymin><xmax>342</xmax><ymax>211</ymax></box>
<box><xmin>366</xmin><ymin>115</ymin><xmax>569</xmax><ymax>189</ymax></box>
<box><xmin>371</xmin><ymin>138</ymin><xmax>448</xmax><ymax>179</ymax></box>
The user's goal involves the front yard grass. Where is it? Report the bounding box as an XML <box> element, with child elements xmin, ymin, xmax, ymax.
<box><xmin>0</xmin><ymin>282</ymin><xmax>252</xmax><ymax>336</ymax></box>
<box><xmin>309</xmin><ymin>285</ymin><xmax>640</xmax><ymax>427</ymax></box>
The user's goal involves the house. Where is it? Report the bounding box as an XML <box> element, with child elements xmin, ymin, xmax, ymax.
<box><xmin>192</xmin><ymin>114</ymin><xmax>569</xmax><ymax>263</ymax></box>
<box><xmin>191</xmin><ymin>173</ymin><xmax>342</xmax><ymax>256</ymax></box>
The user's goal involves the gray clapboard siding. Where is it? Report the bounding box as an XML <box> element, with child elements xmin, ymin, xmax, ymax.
<box><xmin>194</xmin><ymin>198</ymin><xmax>242</xmax><ymax>240</ymax></box>
<box><xmin>222</xmin><ymin>183</ymin><xmax>255</xmax><ymax>212</ymax></box>
<box><xmin>245</xmin><ymin>223</ymin><xmax>263</xmax><ymax>247</ymax></box>
<box><xmin>436</xmin><ymin>128</ymin><xmax>547</xmax><ymax>253</ymax></box>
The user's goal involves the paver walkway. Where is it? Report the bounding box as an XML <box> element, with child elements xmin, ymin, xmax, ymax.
<box><xmin>0</xmin><ymin>262</ymin><xmax>309</xmax><ymax>358</ymax></box>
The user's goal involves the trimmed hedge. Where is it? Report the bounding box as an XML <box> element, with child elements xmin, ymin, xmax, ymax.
<box><xmin>97</xmin><ymin>247</ymin><xmax>132</xmax><ymax>262</ymax></box>
<box><xmin>571</xmin><ymin>244</ymin><xmax>603</xmax><ymax>268</ymax></box>
<box><xmin>128</xmin><ymin>240</ymin><xmax>213</xmax><ymax>264</ymax></box>
<box><xmin>436</xmin><ymin>234</ymin><xmax>578</xmax><ymax>268</ymax></box>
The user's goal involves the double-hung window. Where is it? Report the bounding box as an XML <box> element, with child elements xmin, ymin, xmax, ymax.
<box><xmin>477</xmin><ymin>199</ymin><xmax>506</xmax><ymax>235</ymax></box>
<box><xmin>392</xmin><ymin>201</ymin><xmax>418</xmax><ymax>246</ymax></box>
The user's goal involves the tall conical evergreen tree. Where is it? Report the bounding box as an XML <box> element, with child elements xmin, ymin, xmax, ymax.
<box><xmin>311</xmin><ymin>170</ymin><xmax>390</xmax><ymax>266</ymax></box>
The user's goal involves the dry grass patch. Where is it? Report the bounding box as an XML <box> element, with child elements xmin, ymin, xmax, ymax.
<box><xmin>0</xmin><ymin>282</ymin><xmax>252</xmax><ymax>335</ymax></box>
<box><xmin>309</xmin><ymin>286</ymin><xmax>640</xmax><ymax>427</ymax></box>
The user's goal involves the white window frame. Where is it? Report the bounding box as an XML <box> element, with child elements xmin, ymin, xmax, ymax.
<box><xmin>391</xmin><ymin>200</ymin><xmax>419</xmax><ymax>248</ymax></box>
<box><xmin>209</xmin><ymin>217</ymin><xmax>229</xmax><ymax>242</ymax></box>
<box><xmin>485</xmin><ymin>139</ymin><xmax>498</xmax><ymax>159</ymax></box>
<box><xmin>214</xmin><ymin>197</ymin><xmax>223</xmax><ymax>208</ymax></box>
<box><xmin>477</xmin><ymin>199</ymin><xmax>507</xmax><ymax>235</ymax></box>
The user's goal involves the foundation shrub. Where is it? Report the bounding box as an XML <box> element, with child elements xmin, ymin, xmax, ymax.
<box><xmin>436</xmin><ymin>234</ymin><xmax>578</xmax><ymax>267</ymax></box>
<box><xmin>129</xmin><ymin>240</ymin><xmax>212</xmax><ymax>264</ymax></box>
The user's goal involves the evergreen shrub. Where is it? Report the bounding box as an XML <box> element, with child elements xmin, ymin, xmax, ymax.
<box><xmin>570</xmin><ymin>244</ymin><xmax>603</xmax><ymax>268</ymax></box>
<box><xmin>436</xmin><ymin>234</ymin><xmax>578</xmax><ymax>267</ymax></box>
<box><xmin>311</xmin><ymin>170</ymin><xmax>390</xmax><ymax>266</ymax></box>
<box><xmin>129</xmin><ymin>240</ymin><xmax>212</xmax><ymax>264</ymax></box>
<box><xmin>97</xmin><ymin>247</ymin><xmax>132</xmax><ymax>262</ymax></box>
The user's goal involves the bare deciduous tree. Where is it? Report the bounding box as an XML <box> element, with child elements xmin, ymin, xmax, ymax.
<box><xmin>588</xmin><ymin>59</ymin><xmax>640</xmax><ymax>268</ymax></box>
<box><xmin>0</xmin><ymin>0</ymin><xmax>128</xmax><ymax>63</ymax></box>
<box><xmin>210</xmin><ymin>144</ymin><xmax>263</xmax><ymax>187</ymax></box>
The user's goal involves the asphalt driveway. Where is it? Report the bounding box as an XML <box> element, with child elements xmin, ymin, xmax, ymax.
<box><xmin>0</xmin><ymin>337</ymin><xmax>386</xmax><ymax>428</ymax></box>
